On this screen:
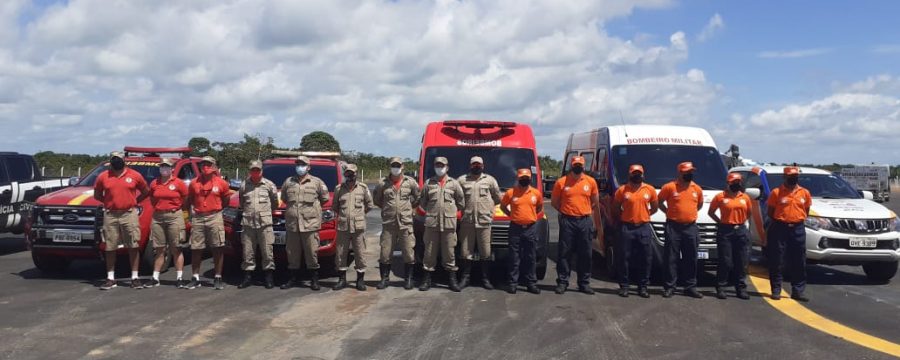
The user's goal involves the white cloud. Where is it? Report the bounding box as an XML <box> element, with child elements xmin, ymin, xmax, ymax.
<box><xmin>697</xmin><ymin>13</ymin><xmax>724</xmax><ymax>42</ymax></box>
<box><xmin>871</xmin><ymin>44</ymin><xmax>900</xmax><ymax>54</ymax></box>
<box><xmin>757</xmin><ymin>48</ymin><xmax>833</xmax><ymax>59</ymax></box>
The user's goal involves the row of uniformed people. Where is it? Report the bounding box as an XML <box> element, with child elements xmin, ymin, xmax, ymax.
<box><xmin>551</xmin><ymin>156</ymin><xmax>811</xmax><ymax>301</ymax></box>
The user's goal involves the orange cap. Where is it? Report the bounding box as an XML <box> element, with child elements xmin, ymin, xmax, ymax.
<box><xmin>629</xmin><ymin>164</ymin><xmax>644</xmax><ymax>174</ymax></box>
<box><xmin>571</xmin><ymin>156</ymin><xmax>585</xmax><ymax>166</ymax></box>
<box><xmin>517</xmin><ymin>168</ymin><xmax>532</xmax><ymax>179</ymax></box>
<box><xmin>727</xmin><ymin>173</ymin><xmax>743</xmax><ymax>183</ymax></box>
<box><xmin>784</xmin><ymin>166</ymin><xmax>800</xmax><ymax>176</ymax></box>
<box><xmin>678</xmin><ymin>162</ymin><xmax>695</xmax><ymax>173</ymax></box>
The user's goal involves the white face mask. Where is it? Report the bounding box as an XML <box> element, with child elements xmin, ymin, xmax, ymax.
<box><xmin>390</xmin><ymin>167</ymin><xmax>402</xmax><ymax>176</ymax></box>
<box><xmin>434</xmin><ymin>166</ymin><xmax>447</xmax><ymax>177</ymax></box>
<box><xmin>296</xmin><ymin>165</ymin><xmax>309</xmax><ymax>176</ymax></box>
<box><xmin>159</xmin><ymin>167</ymin><xmax>173</xmax><ymax>177</ymax></box>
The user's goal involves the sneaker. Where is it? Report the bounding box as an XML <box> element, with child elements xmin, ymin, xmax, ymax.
<box><xmin>638</xmin><ymin>287</ymin><xmax>650</xmax><ymax>298</ymax></box>
<box><xmin>736</xmin><ymin>289</ymin><xmax>750</xmax><ymax>300</ymax></box>
<box><xmin>100</xmin><ymin>279</ymin><xmax>117</xmax><ymax>290</ymax></box>
<box><xmin>617</xmin><ymin>287</ymin><xmax>629</xmax><ymax>298</ymax></box>
<box><xmin>526</xmin><ymin>285</ymin><xmax>541</xmax><ymax>295</ymax></box>
<box><xmin>130</xmin><ymin>279</ymin><xmax>144</xmax><ymax>289</ymax></box>
<box><xmin>214</xmin><ymin>277</ymin><xmax>225</xmax><ymax>290</ymax></box>
<box><xmin>662</xmin><ymin>288</ymin><xmax>674</xmax><ymax>298</ymax></box>
<box><xmin>506</xmin><ymin>285</ymin><xmax>517</xmax><ymax>294</ymax></box>
<box><xmin>554</xmin><ymin>284</ymin><xmax>567</xmax><ymax>295</ymax></box>
<box><xmin>790</xmin><ymin>292</ymin><xmax>809</xmax><ymax>302</ymax></box>
<box><xmin>146</xmin><ymin>279</ymin><xmax>161</xmax><ymax>288</ymax></box>
<box><xmin>771</xmin><ymin>292</ymin><xmax>781</xmax><ymax>300</ymax></box>
<box><xmin>176</xmin><ymin>279</ymin><xmax>186</xmax><ymax>289</ymax></box>
<box><xmin>186</xmin><ymin>279</ymin><xmax>201</xmax><ymax>289</ymax></box>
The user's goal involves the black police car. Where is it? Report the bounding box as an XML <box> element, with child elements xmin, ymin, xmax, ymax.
<box><xmin>0</xmin><ymin>152</ymin><xmax>67</xmax><ymax>234</ymax></box>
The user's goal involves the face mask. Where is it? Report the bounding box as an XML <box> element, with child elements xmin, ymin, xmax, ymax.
<box><xmin>110</xmin><ymin>158</ymin><xmax>125</xmax><ymax>171</ymax></box>
<box><xmin>201</xmin><ymin>165</ymin><xmax>215</xmax><ymax>176</ymax></box>
<box><xmin>518</xmin><ymin>178</ymin><xmax>531</xmax><ymax>187</ymax></box>
<box><xmin>435</xmin><ymin>166</ymin><xmax>447</xmax><ymax>177</ymax></box>
<box><xmin>785</xmin><ymin>176</ymin><xmax>799</xmax><ymax>186</ymax></box>
<box><xmin>629</xmin><ymin>174</ymin><xmax>643</xmax><ymax>184</ymax></box>
<box><xmin>159</xmin><ymin>167</ymin><xmax>173</xmax><ymax>177</ymax></box>
<box><xmin>729</xmin><ymin>183</ymin><xmax>743</xmax><ymax>193</ymax></box>
<box><xmin>296</xmin><ymin>165</ymin><xmax>309</xmax><ymax>176</ymax></box>
<box><xmin>682</xmin><ymin>173</ymin><xmax>694</xmax><ymax>182</ymax></box>
<box><xmin>250</xmin><ymin>170</ymin><xmax>262</xmax><ymax>183</ymax></box>
<box><xmin>470</xmin><ymin>167</ymin><xmax>483</xmax><ymax>175</ymax></box>
<box><xmin>572</xmin><ymin>166</ymin><xmax>584</xmax><ymax>175</ymax></box>
<box><xmin>345</xmin><ymin>173</ymin><xmax>356</xmax><ymax>182</ymax></box>
<box><xmin>390</xmin><ymin>167</ymin><xmax>402</xmax><ymax>176</ymax></box>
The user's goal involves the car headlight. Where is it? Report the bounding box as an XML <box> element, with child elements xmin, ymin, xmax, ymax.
<box><xmin>322</xmin><ymin>209</ymin><xmax>335</xmax><ymax>222</ymax></box>
<box><xmin>804</xmin><ymin>216</ymin><xmax>833</xmax><ymax>231</ymax></box>
<box><xmin>31</xmin><ymin>207</ymin><xmax>44</xmax><ymax>226</ymax></box>
<box><xmin>890</xmin><ymin>217</ymin><xmax>900</xmax><ymax>232</ymax></box>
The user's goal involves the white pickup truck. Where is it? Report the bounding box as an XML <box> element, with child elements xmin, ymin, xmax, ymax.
<box><xmin>840</xmin><ymin>165</ymin><xmax>891</xmax><ymax>203</ymax></box>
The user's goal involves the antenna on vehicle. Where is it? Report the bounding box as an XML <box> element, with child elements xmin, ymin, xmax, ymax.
<box><xmin>619</xmin><ymin>111</ymin><xmax>628</xmax><ymax>138</ymax></box>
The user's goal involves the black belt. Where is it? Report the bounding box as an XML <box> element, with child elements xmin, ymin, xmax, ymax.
<box><xmin>775</xmin><ymin>221</ymin><xmax>802</xmax><ymax>227</ymax></box>
<box><xmin>561</xmin><ymin>214</ymin><xmax>591</xmax><ymax>219</ymax></box>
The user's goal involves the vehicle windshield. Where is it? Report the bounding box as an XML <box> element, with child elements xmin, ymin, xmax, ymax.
<box><xmin>766</xmin><ymin>174</ymin><xmax>861</xmax><ymax>199</ymax></box>
<box><xmin>263</xmin><ymin>164</ymin><xmax>339</xmax><ymax>191</ymax></box>
<box><xmin>423</xmin><ymin>147</ymin><xmax>537</xmax><ymax>189</ymax></box>
<box><xmin>611</xmin><ymin>145</ymin><xmax>727</xmax><ymax>190</ymax></box>
<box><xmin>77</xmin><ymin>162</ymin><xmax>160</xmax><ymax>186</ymax></box>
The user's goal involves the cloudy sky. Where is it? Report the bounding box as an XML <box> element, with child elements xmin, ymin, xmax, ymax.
<box><xmin>1</xmin><ymin>0</ymin><xmax>898</xmax><ymax>164</ymax></box>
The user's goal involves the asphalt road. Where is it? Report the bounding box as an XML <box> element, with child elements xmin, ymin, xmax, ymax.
<box><xmin>0</xmin><ymin>195</ymin><xmax>898</xmax><ymax>359</ymax></box>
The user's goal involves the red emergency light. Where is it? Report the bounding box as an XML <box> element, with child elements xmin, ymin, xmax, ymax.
<box><xmin>123</xmin><ymin>146</ymin><xmax>193</xmax><ymax>158</ymax></box>
<box><xmin>442</xmin><ymin>120</ymin><xmax>517</xmax><ymax>129</ymax></box>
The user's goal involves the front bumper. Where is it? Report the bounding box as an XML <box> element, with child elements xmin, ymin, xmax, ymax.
<box><xmin>28</xmin><ymin>227</ymin><xmax>103</xmax><ymax>259</ymax></box>
<box><xmin>805</xmin><ymin>228</ymin><xmax>900</xmax><ymax>264</ymax></box>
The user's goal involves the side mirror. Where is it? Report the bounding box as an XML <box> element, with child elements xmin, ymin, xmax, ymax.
<box><xmin>745</xmin><ymin>188</ymin><xmax>761</xmax><ymax>200</ymax></box>
<box><xmin>861</xmin><ymin>190</ymin><xmax>874</xmax><ymax>200</ymax></box>
<box><xmin>229</xmin><ymin>179</ymin><xmax>242</xmax><ymax>191</ymax></box>
<box><xmin>68</xmin><ymin>177</ymin><xmax>80</xmax><ymax>186</ymax></box>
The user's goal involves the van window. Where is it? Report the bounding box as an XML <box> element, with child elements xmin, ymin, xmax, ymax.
<box><xmin>742</xmin><ymin>171</ymin><xmax>762</xmax><ymax>189</ymax></box>
<box><xmin>6</xmin><ymin>156</ymin><xmax>34</xmax><ymax>182</ymax></box>
<box><xmin>611</xmin><ymin>145</ymin><xmax>727</xmax><ymax>190</ymax></box>
<box><xmin>423</xmin><ymin>147</ymin><xmax>536</xmax><ymax>189</ymax></box>
<box><xmin>579</xmin><ymin>152</ymin><xmax>594</xmax><ymax>171</ymax></box>
<box><xmin>596</xmin><ymin>148</ymin><xmax>609</xmax><ymax>180</ymax></box>
<box><xmin>178</xmin><ymin>163</ymin><xmax>194</xmax><ymax>181</ymax></box>
<box><xmin>562</xmin><ymin>151</ymin><xmax>577</xmax><ymax>173</ymax></box>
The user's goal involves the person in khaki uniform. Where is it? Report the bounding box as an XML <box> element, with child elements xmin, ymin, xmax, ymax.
<box><xmin>457</xmin><ymin>156</ymin><xmax>501</xmax><ymax>290</ymax></box>
<box><xmin>237</xmin><ymin>160</ymin><xmax>279</xmax><ymax>289</ymax></box>
<box><xmin>372</xmin><ymin>157</ymin><xmax>420</xmax><ymax>290</ymax></box>
<box><xmin>333</xmin><ymin>164</ymin><xmax>375</xmax><ymax>291</ymax></box>
<box><xmin>280</xmin><ymin>156</ymin><xmax>329</xmax><ymax>291</ymax></box>
<box><xmin>147</xmin><ymin>158</ymin><xmax>188</xmax><ymax>288</ymax></box>
<box><xmin>418</xmin><ymin>156</ymin><xmax>466</xmax><ymax>292</ymax></box>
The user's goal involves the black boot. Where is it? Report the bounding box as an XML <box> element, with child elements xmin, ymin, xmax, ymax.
<box><xmin>264</xmin><ymin>270</ymin><xmax>274</xmax><ymax>289</ymax></box>
<box><xmin>480</xmin><ymin>261</ymin><xmax>494</xmax><ymax>290</ymax></box>
<box><xmin>377</xmin><ymin>265</ymin><xmax>390</xmax><ymax>290</ymax></box>
<box><xmin>419</xmin><ymin>271</ymin><xmax>432</xmax><ymax>291</ymax></box>
<box><xmin>356</xmin><ymin>271</ymin><xmax>367</xmax><ymax>291</ymax></box>
<box><xmin>310</xmin><ymin>269</ymin><xmax>321</xmax><ymax>291</ymax></box>
<box><xmin>333</xmin><ymin>271</ymin><xmax>347</xmax><ymax>290</ymax></box>
<box><xmin>448</xmin><ymin>271</ymin><xmax>461</xmax><ymax>292</ymax></box>
<box><xmin>716</xmin><ymin>287</ymin><xmax>727</xmax><ymax>300</ymax></box>
<box><xmin>280</xmin><ymin>270</ymin><xmax>298</xmax><ymax>289</ymax></box>
<box><xmin>238</xmin><ymin>271</ymin><xmax>253</xmax><ymax>289</ymax></box>
<box><xmin>458</xmin><ymin>260</ymin><xmax>471</xmax><ymax>289</ymax></box>
<box><xmin>403</xmin><ymin>264</ymin><xmax>415</xmax><ymax>290</ymax></box>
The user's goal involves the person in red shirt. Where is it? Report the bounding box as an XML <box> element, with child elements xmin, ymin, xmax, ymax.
<box><xmin>93</xmin><ymin>151</ymin><xmax>150</xmax><ymax>290</ymax></box>
<box><xmin>551</xmin><ymin>156</ymin><xmax>601</xmax><ymax>295</ymax></box>
<box><xmin>500</xmin><ymin>168</ymin><xmax>543</xmax><ymax>294</ymax></box>
<box><xmin>186</xmin><ymin>156</ymin><xmax>234</xmax><ymax>290</ymax></box>
<box><xmin>765</xmin><ymin>166</ymin><xmax>813</xmax><ymax>301</ymax></box>
<box><xmin>612</xmin><ymin>164</ymin><xmax>658</xmax><ymax>298</ymax></box>
<box><xmin>708</xmin><ymin>173</ymin><xmax>753</xmax><ymax>300</ymax></box>
<box><xmin>657</xmin><ymin>162</ymin><xmax>705</xmax><ymax>299</ymax></box>
<box><xmin>147</xmin><ymin>158</ymin><xmax>189</xmax><ymax>288</ymax></box>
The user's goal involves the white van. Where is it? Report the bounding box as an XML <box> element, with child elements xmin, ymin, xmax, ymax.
<box><xmin>729</xmin><ymin>165</ymin><xmax>900</xmax><ymax>281</ymax></box>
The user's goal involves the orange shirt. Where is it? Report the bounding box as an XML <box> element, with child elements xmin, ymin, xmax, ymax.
<box><xmin>552</xmin><ymin>175</ymin><xmax>598</xmax><ymax>217</ymax></box>
<box><xmin>709</xmin><ymin>191</ymin><xmax>752</xmax><ymax>225</ymax></box>
<box><xmin>614</xmin><ymin>183</ymin><xmax>658</xmax><ymax>224</ymax></box>
<box><xmin>658</xmin><ymin>181</ymin><xmax>703</xmax><ymax>224</ymax></box>
<box><xmin>94</xmin><ymin>168</ymin><xmax>148</xmax><ymax>211</ymax></box>
<box><xmin>189</xmin><ymin>176</ymin><xmax>233</xmax><ymax>213</ymax></box>
<box><xmin>501</xmin><ymin>186</ymin><xmax>542</xmax><ymax>225</ymax></box>
<box><xmin>149</xmin><ymin>177</ymin><xmax>188</xmax><ymax>211</ymax></box>
<box><xmin>768</xmin><ymin>185</ymin><xmax>812</xmax><ymax>223</ymax></box>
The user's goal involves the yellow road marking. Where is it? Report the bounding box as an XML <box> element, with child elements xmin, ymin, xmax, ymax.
<box><xmin>747</xmin><ymin>265</ymin><xmax>900</xmax><ymax>358</ymax></box>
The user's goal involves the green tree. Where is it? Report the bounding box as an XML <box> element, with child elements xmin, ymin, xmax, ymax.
<box><xmin>300</xmin><ymin>131</ymin><xmax>341</xmax><ymax>152</ymax></box>
<box><xmin>188</xmin><ymin>137</ymin><xmax>212</xmax><ymax>157</ymax></box>
<box><xmin>212</xmin><ymin>133</ymin><xmax>278</xmax><ymax>178</ymax></box>
<box><xmin>538</xmin><ymin>155</ymin><xmax>562</xmax><ymax>177</ymax></box>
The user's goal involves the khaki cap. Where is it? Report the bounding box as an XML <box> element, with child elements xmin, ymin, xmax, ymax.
<box><xmin>344</xmin><ymin>164</ymin><xmax>358</xmax><ymax>173</ymax></box>
<box><xmin>200</xmin><ymin>156</ymin><xmax>217</xmax><ymax>165</ymax></box>
<box><xmin>249</xmin><ymin>160</ymin><xmax>263</xmax><ymax>170</ymax></box>
<box><xmin>109</xmin><ymin>151</ymin><xmax>124</xmax><ymax>160</ymax></box>
<box><xmin>470</xmin><ymin>156</ymin><xmax>483</xmax><ymax>164</ymax></box>
<box><xmin>296</xmin><ymin>156</ymin><xmax>310</xmax><ymax>165</ymax></box>
<box><xmin>159</xmin><ymin>158</ymin><xmax>175</xmax><ymax>167</ymax></box>
<box><xmin>434</xmin><ymin>156</ymin><xmax>448</xmax><ymax>165</ymax></box>
<box><xmin>389</xmin><ymin>157</ymin><xmax>403</xmax><ymax>165</ymax></box>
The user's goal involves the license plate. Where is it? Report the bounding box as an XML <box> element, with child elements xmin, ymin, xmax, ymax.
<box><xmin>274</xmin><ymin>232</ymin><xmax>286</xmax><ymax>245</ymax></box>
<box><xmin>697</xmin><ymin>250</ymin><xmax>709</xmax><ymax>260</ymax></box>
<box><xmin>849</xmin><ymin>237</ymin><xmax>877</xmax><ymax>248</ymax></box>
<box><xmin>52</xmin><ymin>232</ymin><xmax>82</xmax><ymax>243</ymax></box>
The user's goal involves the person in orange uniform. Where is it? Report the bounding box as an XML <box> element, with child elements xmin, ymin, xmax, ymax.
<box><xmin>147</xmin><ymin>158</ymin><xmax>189</xmax><ymax>288</ymax></box>
<box><xmin>613</xmin><ymin>164</ymin><xmax>658</xmax><ymax>298</ymax></box>
<box><xmin>186</xmin><ymin>156</ymin><xmax>234</xmax><ymax>290</ymax></box>
<box><xmin>94</xmin><ymin>151</ymin><xmax>150</xmax><ymax>290</ymax></box>
<box><xmin>500</xmin><ymin>169</ymin><xmax>543</xmax><ymax>295</ymax></box>
<box><xmin>551</xmin><ymin>156</ymin><xmax>600</xmax><ymax>295</ymax></box>
<box><xmin>658</xmin><ymin>162</ymin><xmax>705</xmax><ymax>299</ymax></box>
<box><xmin>766</xmin><ymin>166</ymin><xmax>812</xmax><ymax>302</ymax></box>
<box><xmin>708</xmin><ymin>173</ymin><xmax>752</xmax><ymax>300</ymax></box>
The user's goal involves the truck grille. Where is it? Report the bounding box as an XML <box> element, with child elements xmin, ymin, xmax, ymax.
<box><xmin>827</xmin><ymin>218</ymin><xmax>892</xmax><ymax>234</ymax></box>
<box><xmin>651</xmin><ymin>222</ymin><xmax>718</xmax><ymax>244</ymax></box>
<box><xmin>38</xmin><ymin>206</ymin><xmax>100</xmax><ymax>226</ymax></box>
<box><xmin>491</xmin><ymin>223</ymin><xmax>510</xmax><ymax>246</ymax></box>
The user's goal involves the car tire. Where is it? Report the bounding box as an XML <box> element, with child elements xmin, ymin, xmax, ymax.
<box><xmin>32</xmin><ymin>251</ymin><xmax>70</xmax><ymax>274</ymax></box>
<box><xmin>862</xmin><ymin>261</ymin><xmax>898</xmax><ymax>283</ymax></box>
